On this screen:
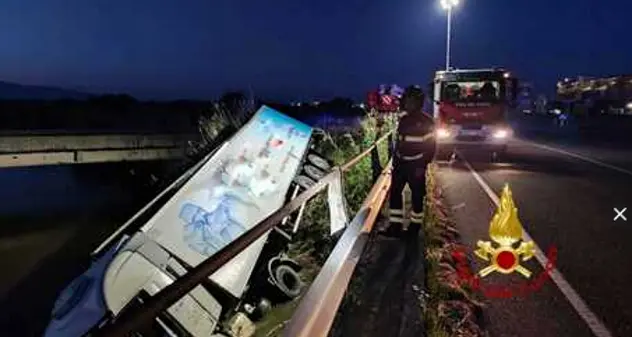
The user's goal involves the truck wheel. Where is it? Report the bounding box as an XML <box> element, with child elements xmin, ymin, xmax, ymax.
<box><xmin>304</xmin><ymin>164</ymin><xmax>326</xmax><ymax>181</ymax></box>
<box><xmin>436</xmin><ymin>149</ymin><xmax>455</xmax><ymax>162</ymax></box>
<box><xmin>491</xmin><ymin>151</ymin><xmax>502</xmax><ymax>162</ymax></box>
<box><xmin>274</xmin><ymin>264</ymin><xmax>303</xmax><ymax>299</ymax></box>
<box><xmin>307</xmin><ymin>153</ymin><xmax>332</xmax><ymax>172</ymax></box>
<box><xmin>449</xmin><ymin>151</ymin><xmax>458</xmax><ymax>163</ymax></box>
<box><xmin>295</xmin><ymin>175</ymin><xmax>316</xmax><ymax>189</ymax></box>
<box><xmin>492</xmin><ymin>146</ymin><xmax>508</xmax><ymax>162</ymax></box>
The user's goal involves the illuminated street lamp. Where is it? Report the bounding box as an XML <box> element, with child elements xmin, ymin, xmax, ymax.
<box><xmin>440</xmin><ymin>0</ymin><xmax>460</xmax><ymax>71</ymax></box>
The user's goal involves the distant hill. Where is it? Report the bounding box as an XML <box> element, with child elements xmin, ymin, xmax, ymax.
<box><xmin>0</xmin><ymin>81</ymin><xmax>92</xmax><ymax>100</ymax></box>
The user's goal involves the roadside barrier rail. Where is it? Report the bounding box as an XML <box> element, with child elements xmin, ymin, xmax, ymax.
<box><xmin>92</xmin><ymin>127</ymin><xmax>435</xmax><ymax>337</ymax></box>
<box><xmin>284</xmin><ymin>160</ymin><xmax>392</xmax><ymax>337</ymax></box>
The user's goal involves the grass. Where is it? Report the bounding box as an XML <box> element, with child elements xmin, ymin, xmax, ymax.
<box><xmin>422</xmin><ymin>164</ymin><xmax>485</xmax><ymax>337</ymax></box>
<box><xmin>423</xmin><ymin>163</ymin><xmax>456</xmax><ymax>336</ymax></box>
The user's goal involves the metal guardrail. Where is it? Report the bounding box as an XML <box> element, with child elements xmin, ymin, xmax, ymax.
<box><xmin>284</xmin><ymin>160</ymin><xmax>392</xmax><ymax>337</ymax></box>
<box><xmin>285</xmin><ymin>131</ymin><xmax>434</xmax><ymax>337</ymax></box>
<box><xmin>91</xmin><ymin>129</ymin><xmax>397</xmax><ymax>337</ymax></box>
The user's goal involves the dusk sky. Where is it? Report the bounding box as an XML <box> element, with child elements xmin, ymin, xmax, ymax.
<box><xmin>1</xmin><ymin>0</ymin><xmax>630</xmax><ymax>101</ymax></box>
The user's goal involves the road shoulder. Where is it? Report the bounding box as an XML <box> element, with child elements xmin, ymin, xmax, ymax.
<box><xmin>435</xmin><ymin>161</ymin><xmax>595</xmax><ymax>337</ymax></box>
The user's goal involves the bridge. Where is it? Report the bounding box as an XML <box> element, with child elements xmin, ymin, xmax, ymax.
<box><xmin>0</xmin><ymin>99</ymin><xmax>209</xmax><ymax>168</ymax></box>
<box><xmin>0</xmin><ymin>132</ymin><xmax>195</xmax><ymax>168</ymax></box>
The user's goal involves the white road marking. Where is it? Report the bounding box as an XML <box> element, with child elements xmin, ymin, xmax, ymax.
<box><xmin>459</xmin><ymin>153</ymin><xmax>613</xmax><ymax>337</ymax></box>
<box><xmin>520</xmin><ymin>139</ymin><xmax>632</xmax><ymax>177</ymax></box>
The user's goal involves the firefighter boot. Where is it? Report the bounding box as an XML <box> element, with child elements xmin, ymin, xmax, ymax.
<box><xmin>407</xmin><ymin>210</ymin><xmax>423</xmax><ymax>236</ymax></box>
<box><xmin>379</xmin><ymin>207</ymin><xmax>404</xmax><ymax>238</ymax></box>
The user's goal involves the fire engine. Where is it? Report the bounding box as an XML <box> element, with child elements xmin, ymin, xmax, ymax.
<box><xmin>430</xmin><ymin>68</ymin><xmax>518</xmax><ymax>160</ymax></box>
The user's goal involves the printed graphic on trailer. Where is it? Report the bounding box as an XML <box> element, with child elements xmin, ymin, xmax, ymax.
<box><xmin>179</xmin><ymin>108</ymin><xmax>311</xmax><ymax>257</ymax></box>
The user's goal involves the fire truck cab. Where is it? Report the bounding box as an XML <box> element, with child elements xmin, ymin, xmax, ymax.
<box><xmin>430</xmin><ymin>68</ymin><xmax>518</xmax><ymax>160</ymax></box>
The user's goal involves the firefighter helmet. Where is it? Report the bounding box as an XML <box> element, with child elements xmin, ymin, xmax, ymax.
<box><xmin>401</xmin><ymin>85</ymin><xmax>425</xmax><ymax>112</ymax></box>
<box><xmin>402</xmin><ymin>85</ymin><xmax>424</xmax><ymax>102</ymax></box>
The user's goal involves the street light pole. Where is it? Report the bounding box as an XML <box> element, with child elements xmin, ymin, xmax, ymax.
<box><xmin>446</xmin><ymin>6</ymin><xmax>452</xmax><ymax>70</ymax></box>
<box><xmin>441</xmin><ymin>0</ymin><xmax>459</xmax><ymax>71</ymax></box>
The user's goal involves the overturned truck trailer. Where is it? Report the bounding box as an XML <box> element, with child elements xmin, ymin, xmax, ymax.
<box><xmin>44</xmin><ymin>106</ymin><xmax>327</xmax><ymax>337</ymax></box>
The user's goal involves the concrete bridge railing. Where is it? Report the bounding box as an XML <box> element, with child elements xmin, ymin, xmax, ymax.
<box><xmin>0</xmin><ymin>133</ymin><xmax>196</xmax><ymax>168</ymax></box>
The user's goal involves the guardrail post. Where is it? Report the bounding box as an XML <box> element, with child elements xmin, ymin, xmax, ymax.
<box><xmin>388</xmin><ymin>131</ymin><xmax>394</xmax><ymax>158</ymax></box>
<box><xmin>370</xmin><ymin>144</ymin><xmax>382</xmax><ymax>183</ymax></box>
<box><xmin>371</xmin><ymin>122</ymin><xmax>393</xmax><ymax>183</ymax></box>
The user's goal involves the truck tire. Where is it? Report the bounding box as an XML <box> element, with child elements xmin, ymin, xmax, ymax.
<box><xmin>435</xmin><ymin>148</ymin><xmax>455</xmax><ymax>162</ymax></box>
<box><xmin>492</xmin><ymin>146</ymin><xmax>508</xmax><ymax>163</ymax></box>
<box><xmin>304</xmin><ymin>164</ymin><xmax>326</xmax><ymax>181</ymax></box>
<box><xmin>307</xmin><ymin>153</ymin><xmax>332</xmax><ymax>172</ymax></box>
<box><xmin>273</xmin><ymin>264</ymin><xmax>303</xmax><ymax>299</ymax></box>
<box><xmin>295</xmin><ymin>175</ymin><xmax>316</xmax><ymax>189</ymax></box>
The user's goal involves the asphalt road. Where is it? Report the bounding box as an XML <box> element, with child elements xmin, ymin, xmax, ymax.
<box><xmin>436</xmin><ymin>137</ymin><xmax>632</xmax><ymax>337</ymax></box>
<box><xmin>330</xmin><ymin>226</ymin><xmax>426</xmax><ymax>337</ymax></box>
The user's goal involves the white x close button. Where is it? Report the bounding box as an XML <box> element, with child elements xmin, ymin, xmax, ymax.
<box><xmin>614</xmin><ymin>207</ymin><xmax>627</xmax><ymax>221</ymax></box>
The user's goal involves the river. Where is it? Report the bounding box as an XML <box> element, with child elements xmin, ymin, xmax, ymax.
<box><xmin>0</xmin><ymin>161</ymin><xmax>182</xmax><ymax>336</ymax></box>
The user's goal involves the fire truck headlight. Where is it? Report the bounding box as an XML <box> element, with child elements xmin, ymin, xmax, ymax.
<box><xmin>493</xmin><ymin>129</ymin><xmax>509</xmax><ymax>139</ymax></box>
<box><xmin>437</xmin><ymin>128</ymin><xmax>451</xmax><ymax>139</ymax></box>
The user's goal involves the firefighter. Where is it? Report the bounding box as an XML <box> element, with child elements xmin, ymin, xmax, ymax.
<box><xmin>379</xmin><ymin>85</ymin><xmax>436</xmax><ymax>238</ymax></box>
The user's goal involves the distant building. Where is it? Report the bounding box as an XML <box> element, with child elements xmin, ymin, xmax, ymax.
<box><xmin>556</xmin><ymin>75</ymin><xmax>632</xmax><ymax>116</ymax></box>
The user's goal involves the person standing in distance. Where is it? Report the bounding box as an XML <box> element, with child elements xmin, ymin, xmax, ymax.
<box><xmin>379</xmin><ymin>85</ymin><xmax>436</xmax><ymax>238</ymax></box>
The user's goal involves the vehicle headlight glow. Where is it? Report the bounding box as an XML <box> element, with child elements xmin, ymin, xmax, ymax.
<box><xmin>493</xmin><ymin>129</ymin><xmax>509</xmax><ymax>139</ymax></box>
<box><xmin>436</xmin><ymin>128</ymin><xmax>451</xmax><ymax>139</ymax></box>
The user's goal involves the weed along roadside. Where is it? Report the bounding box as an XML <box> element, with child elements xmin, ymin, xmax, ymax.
<box><xmin>423</xmin><ymin>163</ymin><xmax>486</xmax><ymax>337</ymax></box>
